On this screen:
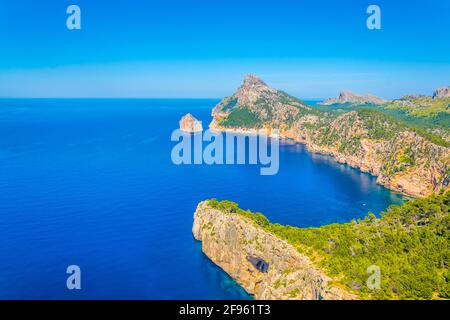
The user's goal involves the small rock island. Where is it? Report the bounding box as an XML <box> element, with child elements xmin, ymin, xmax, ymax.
<box><xmin>180</xmin><ymin>113</ymin><xmax>203</xmax><ymax>133</ymax></box>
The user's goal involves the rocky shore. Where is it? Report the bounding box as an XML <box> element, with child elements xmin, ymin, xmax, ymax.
<box><xmin>193</xmin><ymin>201</ymin><xmax>357</xmax><ymax>300</ymax></box>
<box><xmin>210</xmin><ymin>114</ymin><xmax>449</xmax><ymax>198</ymax></box>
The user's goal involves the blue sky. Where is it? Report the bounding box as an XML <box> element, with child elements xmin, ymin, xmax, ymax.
<box><xmin>0</xmin><ymin>0</ymin><xmax>449</xmax><ymax>99</ymax></box>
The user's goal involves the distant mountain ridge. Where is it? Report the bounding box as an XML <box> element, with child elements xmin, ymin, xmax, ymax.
<box><xmin>319</xmin><ymin>91</ymin><xmax>386</xmax><ymax>106</ymax></box>
<box><xmin>210</xmin><ymin>75</ymin><xmax>450</xmax><ymax>197</ymax></box>
<box><xmin>315</xmin><ymin>87</ymin><xmax>450</xmax><ymax>131</ymax></box>
<box><xmin>318</xmin><ymin>86</ymin><xmax>450</xmax><ymax>106</ymax></box>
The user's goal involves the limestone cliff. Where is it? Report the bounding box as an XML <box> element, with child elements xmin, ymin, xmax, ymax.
<box><xmin>192</xmin><ymin>201</ymin><xmax>357</xmax><ymax>300</ymax></box>
<box><xmin>301</xmin><ymin>110</ymin><xmax>450</xmax><ymax>197</ymax></box>
<box><xmin>210</xmin><ymin>75</ymin><xmax>450</xmax><ymax>198</ymax></box>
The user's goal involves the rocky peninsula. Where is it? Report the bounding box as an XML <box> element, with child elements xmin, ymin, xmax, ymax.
<box><xmin>193</xmin><ymin>200</ymin><xmax>357</xmax><ymax>300</ymax></box>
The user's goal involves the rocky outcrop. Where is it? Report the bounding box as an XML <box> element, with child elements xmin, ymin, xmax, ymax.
<box><xmin>210</xmin><ymin>75</ymin><xmax>450</xmax><ymax>198</ymax></box>
<box><xmin>433</xmin><ymin>86</ymin><xmax>450</xmax><ymax>99</ymax></box>
<box><xmin>193</xmin><ymin>201</ymin><xmax>357</xmax><ymax>300</ymax></box>
<box><xmin>180</xmin><ymin>113</ymin><xmax>203</xmax><ymax>133</ymax></box>
<box><xmin>319</xmin><ymin>91</ymin><xmax>386</xmax><ymax>105</ymax></box>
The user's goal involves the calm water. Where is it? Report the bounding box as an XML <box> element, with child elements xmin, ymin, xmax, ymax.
<box><xmin>0</xmin><ymin>99</ymin><xmax>404</xmax><ymax>299</ymax></box>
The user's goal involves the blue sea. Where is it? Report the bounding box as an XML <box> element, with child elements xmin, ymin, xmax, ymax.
<box><xmin>0</xmin><ymin>99</ymin><xmax>404</xmax><ymax>299</ymax></box>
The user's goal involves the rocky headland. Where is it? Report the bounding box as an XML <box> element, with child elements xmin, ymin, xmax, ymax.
<box><xmin>193</xmin><ymin>193</ymin><xmax>450</xmax><ymax>300</ymax></box>
<box><xmin>193</xmin><ymin>200</ymin><xmax>357</xmax><ymax>300</ymax></box>
<box><xmin>210</xmin><ymin>75</ymin><xmax>450</xmax><ymax>197</ymax></box>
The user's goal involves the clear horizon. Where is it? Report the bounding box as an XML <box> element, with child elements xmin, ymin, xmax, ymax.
<box><xmin>1</xmin><ymin>0</ymin><xmax>449</xmax><ymax>99</ymax></box>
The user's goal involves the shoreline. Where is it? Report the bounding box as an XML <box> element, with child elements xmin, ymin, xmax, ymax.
<box><xmin>209</xmin><ymin>121</ymin><xmax>415</xmax><ymax>199</ymax></box>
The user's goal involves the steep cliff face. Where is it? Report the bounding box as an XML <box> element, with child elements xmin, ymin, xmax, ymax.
<box><xmin>212</xmin><ymin>74</ymin><xmax>313</xmax><ymax>129</ymax></box>
<box><xmin>210</xmin><ymin>75</ymin><xmax>450</xmax><ymax>197</ymax></box>
<box><xmin>192</xmin><ymin>201</ymin><xmax>357</xmax><ymax>300</ymax></box>
<box><xmin>302</xmin><ymin>110</ymin><xmax>450</xmax><ymax>197</ymax></box>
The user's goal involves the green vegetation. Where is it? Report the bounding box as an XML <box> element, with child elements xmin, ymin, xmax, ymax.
<box><xmin>208</xmin><ymin>199</ymin><xmax>270</xmax><ymax>227</ymax></box>
<box><xmin>356</xmin><ymin>108</ymin><xmax>449</xmax><ymax>146</ymax></box>
<box><xmin>208</xmin><ymin>192</ymin><xmax>450</xmax><ymax>300</ymax></box>
<box><xmin>367</xmin><ymin>108</ymin><xmax>450</xmax><ymax>147</ymax></box>
<box><xmin>222</xmin><ymin>97</ymin><xmax>449</xmax><ymax>147</ymax></box>
<box><xmin>379</xmin><ymin>107</ymin><xmax>450</xmax><ymax>130</ymax></box>
<box><xmin>357</xmin><ymin>109</ymin><xmax>398</xmax><ymax>140</ymax></box>
<box><xmin>217</xmin><ymin>80</ymin><xmax>449</xmax><ymax>147</ymax></box>
<box><xmin>384</xmin><ymin>96</ymin><xmax>449</xmax><ymax>119</ymax></box>
<box><xmin>382</xmin><ymin>146</ymin><xmax>416</xmax><ymax>176</ymax></box>
<box><xmin>288</xmin><ymin>288</ymin><xmax>300</xmax><ymax>298</ymax></box>
<box><xmin>218</xmin><ymin>107</ymin><xmax>263</xmax><ymax>128</ymax></box>
<box><xmin>313</xmin><ymin>102</ymin><xmax>380</xmax><ymax>113</ymax></box>
<box><xmin>278</xmin><ymin>91</ymin><xmax>312</xmax><ymax>111</ymax></box>
<box><xmin>312</xmin><ymin>97</ymin><xmax>450</xmax><ymax>134</ymax></box>
<box><xmin>219</xmin><ymin>96</ymin><xmax>238</xmax><ymax>111</ymax></box>
<box><xmin>314</xmin><ymin>108</ymin><xmax>450</xmax><ymax>148</ymax></box>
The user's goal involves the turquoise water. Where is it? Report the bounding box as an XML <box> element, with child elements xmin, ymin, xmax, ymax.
<box><xmin>0</xmin><ymin>99</ymin><xmax>404</xmax><ymax>299</ymax></box>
